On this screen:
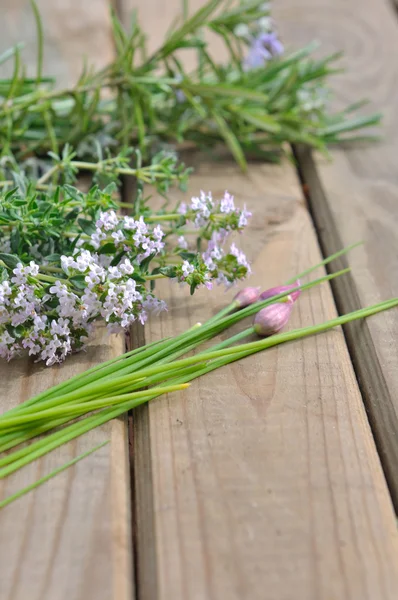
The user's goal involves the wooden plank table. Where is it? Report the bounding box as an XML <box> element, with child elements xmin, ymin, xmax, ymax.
<box><xmin>1</xmin><ymin>1</ymin><xmax>398</xmax><ymax>599</ymax></box>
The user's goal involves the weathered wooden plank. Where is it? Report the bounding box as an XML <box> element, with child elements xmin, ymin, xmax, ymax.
<box><xmin>275</xmin><ymin>0</ymin><xmax>398</xmax><ymax>506</ymax></box>
<box><xmin>0</xmin><ymin>0</ymin><xmax>115</xmax><ymax>85</ymax></box>
<box><xmin>0</xmin><ymin>328</ymin><xmax>133</xmax><ymax>600</ymax></box>
<box><xmin>132</xmin><ymin>157</ymin><xmax>398</xmax><ymax>600</ymax></box>
<box><xmin>0</xmin><ymin>4</ymin><xmax>133</xmax><ymax>600</ymax></box>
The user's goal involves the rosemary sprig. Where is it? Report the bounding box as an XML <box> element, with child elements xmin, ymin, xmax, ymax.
<box><xmin>0</xmin><ymin>0</ymin><xmax>380</xmax><ymax>167</ymax></box>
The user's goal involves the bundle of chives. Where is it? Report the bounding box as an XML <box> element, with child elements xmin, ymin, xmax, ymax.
<box><xmin>3</xmin><ymin>243</ymin><xmax>360</xmax><ymax>420</ymax></box>
<box><xmin>3</xmin><ymin>243</ymin><xmax>396</xmax><ymax>507</ymax></box>
<box><xmin>0</xmin><ymin>270</ymin><xmax>346</xmax><ymax>431</ymax></box>
<box><xmin>1</xmin><ymin>294</ymin><xmax>397</xmax><ymax>486</ymax></box>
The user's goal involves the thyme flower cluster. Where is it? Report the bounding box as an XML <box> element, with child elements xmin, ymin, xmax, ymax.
<box><xmin>175</xmin><ymin>191</ymin><xmax>252</xmax><ymax>289</ymax></box>
<box><xmin>0</xmin><ymin>180</ymin><xmax>251</xmax><ymax>364</ymax></box>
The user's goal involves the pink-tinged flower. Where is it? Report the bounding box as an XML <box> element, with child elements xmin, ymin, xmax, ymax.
<box><xmin>244</xmin><ymin>32</ymin><xmax>284</xmax><ymax>71</ymax></box>
<box><xmin>220</xmin><ymin>191</ymin><xmax>235</xmax><ymax>214</ymax></box>
<box><xmin>233</xmin><ymin>286</ymin><xmax>261</xmax><ymax>308</ymax></box>
<box><xmin>253</xmin><ymin>302</ymin><xmax>293</xmax><ymax>337</ymax></box>
<box><xmin>259</xmin><ymin>280</ymin><xmax>301</xmax><ymax>304</ymax></box>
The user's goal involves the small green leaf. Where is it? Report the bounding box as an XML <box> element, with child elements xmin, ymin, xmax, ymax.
<box><xmin>139</xmin><ymin>253</ymin><xmax>155</xmax><ymax>272</ymax></box>
<box><xmin>45</xmin><ymin>253</ymin><xmax>61</xmax><ymax>263</ymax></box>
<box><xmin>0</xmin><ymin>253</ymin><xmax>20</xmax><ymax>270</ymax></box>
<box><xmin>64</xmin><ymin>208</ymin><xmax>80</xmax><ymax>222</ymax></box>
<box><xmin>78</xmin><ymin>218</ymin><xmax>96</xmax><ymax>235</ymax></box>
<box><xmin>63</xmin><ymin>185</ymin><xmax>83</xmax><ymax>202</ymax></box>
<box><xmin>131</xmin><ymin>272</ymin><xmax>146</xmax><ymax>283</ymax></box>
<box><xmin>102</xmin><ymin>182</ymin><xmax>117</xmax><ymax>196</ymax></box>
<box><xmin>211</xmin><ymin>110</ymin><xmax>247</xmax><ymax>171</ymax></box>
<box><xmin>185</xmin><ymin>82</ymin><xmax>269</xmax><ymax>103</ymax></box>
<box><xmin>134</xmin><ymin>100</ymin><xmax>146</xmax><ymax>148</ymax></box>
<box><xmin>70</xmin><ymin>236</ymin><xmax>82</xmax><ymax>253</ymax></box>
<box><xmin>110</xmin><ymin>250</ymin><xmax>126</xmax><ymax>266</ymax></box>
<box><xmin>0</xmin><ymin>213</ymin><xmax>15</xmax><ymax>223</ymax></box>
<box><xmin>70</xmin><ymin>274</ymin><xmax>86</xmax><ymax>290</ymax></box>
<box><xmin>237</xmin><ymin>110</ymin><xmax>281</xmax><ymax>133</ymax></box>
<box><xmin>159</xmin><ymin>266</ymin><xmax>177</xmax><ymax>278</ymax></box>
<box><xmin>4</xmin><ymin>187</ymin><xmax>18</xmax><ymax>201</ymax></box>
<box><xmin>10</xmin><ymin>228</ymin><xmax>21</xmax><ymax>253</ymax></box>
<box><xmin>179</xmin><ymin>251</ymin><xmax>197</xmax><ymax>261</ymax></box>
<box><xmin>98</xmin><ymin>242</ymin><xmax>117</xmax><ymax>255</ymax></box>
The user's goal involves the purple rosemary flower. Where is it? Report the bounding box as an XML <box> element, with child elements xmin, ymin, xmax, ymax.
<box><xmin>244</xmin><ymin>32</ymin><xmax>284</xmax><ymax>71</ymax></box>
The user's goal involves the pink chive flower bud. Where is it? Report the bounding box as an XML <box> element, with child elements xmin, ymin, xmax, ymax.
<box><xmin>259</xmin><ymin>280</ymin><xmax>301</xmax><ymax>304</ymax></box>
<box><xmin>233</xmin><ymin>286</ymin><xmax>261</xmax><ymax>308</ymax></box>
<box><xmin>253</xmin><ymin>302</ymin><xmax>293</xmax><ymax>337</ymax></box>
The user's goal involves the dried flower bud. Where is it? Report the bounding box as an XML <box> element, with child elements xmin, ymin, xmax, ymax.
<box><xmin>253</xmin><ymin>302</ymin><xmax>293</xmax><ymax>337</ymax></box>
<box><xmin>233</xmin><ymin>286</ymin><xmax>261</xmax><ymax>308</ymax></box>
<box><xmin>259</xmin><ymin>280</ymin><xmax>301</xmax><ymax>304</ymax></box>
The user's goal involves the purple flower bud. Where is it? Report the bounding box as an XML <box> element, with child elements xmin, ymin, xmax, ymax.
<box><xmin>233</xmin><ymin>286</ymin><xmax>261</xmax><ymax>308</ymax></box>
<box><xmin>253</xmin><ymin>302</ymin><xmax>293</xmax><ymax>337</ymax></box>
<box><xmin>259</xmin><ymin>280</ymin><xmax>301</xmax><ymax>304</ymax></box>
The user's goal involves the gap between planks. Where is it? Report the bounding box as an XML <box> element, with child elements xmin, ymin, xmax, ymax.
<box><xmin>121</xmin><ymin>166</ymin><xmax>158</xmax><ymax>600</ymax></box>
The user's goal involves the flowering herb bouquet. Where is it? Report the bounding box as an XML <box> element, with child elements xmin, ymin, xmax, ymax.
<box><xmin>0</xmin><ymin>2</ymin><xmax>394</xmax><ymax>506</ymax></box>
<box><xmin>0</xmin><ymin>0</ymin><xmax>381</xmax><ymax>364</ymax></box>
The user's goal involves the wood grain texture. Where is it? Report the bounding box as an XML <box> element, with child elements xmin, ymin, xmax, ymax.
<box><xmin>0</xmin><ymin>0</ymin><xmax>115</xmax><ymax>86</ymax></box>
<box><xmin>0</xmin><ymin>4</ymin><xmax>133</xmax><ymax>600</ymax></box>
<box><xmin>0</xmin><ymin>328</ymin><xmax>133</xmax><ymax>600</ymax></box>
<box><xmin>274</xmin><ymin>0</ymin><xmax>398</xmax><ymax>505</ymax></box>
<box><xmin>132</xmin><ymin>157</ymin><xmax>398</xmax><ymax>600</ymax></box>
